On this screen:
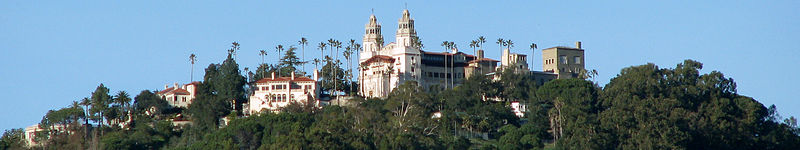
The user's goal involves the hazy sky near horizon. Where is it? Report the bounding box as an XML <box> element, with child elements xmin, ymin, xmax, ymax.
<box><xmin>2</xmin><ymin>0</ymin><xmax>798</xmax><ymax>131</ymax></box>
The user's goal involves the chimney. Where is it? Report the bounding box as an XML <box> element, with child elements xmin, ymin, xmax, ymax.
<box><xmin>313</xmin><ymin>69</ymin><xmax>319</xmax><ymax>81</ymax></box>
<box><xmin>576</xmin><ymin>41</ymin><xmax>582</xmax><ymax>49</ymax></box>
<box><xmin>291</xmin><ymin>72</ymin><xmax>295</xmax><ymax>80</ymax></box>
<box><xmin>271</xmin><ymin>72</ymin><xmax>275</xmax><ymax>80</ymax></box>
<box><xmin>174</xmin><ymin>83</ymin><xmax>179</xmax><ymax>89</ymax></box>
<box><xmin>477</xmin><ymin>50</ymin><xmax>484</xmax><ymax>59</ymax></box>
<box><xmin>451</xmin><ymin>47</ymin><xmax>458</xmax><ymax>54</ymax></box>
<box><xmin>164</xmin><ymin>84</ymin><xmax>169</xmax><ymax>90</ymax></box>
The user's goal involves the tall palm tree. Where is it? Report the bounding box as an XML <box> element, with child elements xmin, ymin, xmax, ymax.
<box><xmin>353</xmin><ymin>43</ymin><xmax>362</xmax><ymax>85</ymax></box>
<box><xmin>230</xmin><ymin>41</ymin><xmax>240</xmax><ymax>60</ymax></box>
<box><xmin>317</xmin><ymin>42</ymin><xmax>326</xmax><ymax>89</ymax></box>
<box><xmin>332</xmin><ymin>40</ymin><xmax>342</xmax><ymax>96</ymax></box>
<box><xmin>299</xmin><ymin>37</ymin><xmax>308</xmax><ymax>72</ymax></box>
<box><xmin>505</xmin><ymin>39</ymin><xmax>514</xmax><ymax>51</ymax></box>
<box><xmin>469</xmin><ymin>40</ymin><xmax>478</xmax><ymax>56</ymax></box>
<box><xmin>259</xmin><ymin>50</ymin><xmax>267</xmax><ymax>65</ymax></box>
<box><xmin>275</xmin><ymin>44</ymin><xmax>284</xmax><ymax>75</ymax></box>
<box><xmin>440</xmin><ymin>41</ymin><xmax>451</xmax><ymax>89</ymax></box>
<box><xmin>496</xmin><ymin>38</ymin><xmax>506</xmax><ymax>52</ymax></box>
<box><xmin>529</xmin><ymin>42</ymin><xmax>537</xmax><ymax>67</ymax></box>
<box><xmin>189</xmin><ymin>53</ymin><xmax>196</xmax><ymax>82</ymax></box>
<box><xmin>477</xmin><ymin>36</ymin><xmax>486</xmax><ymax>48</ymax></box>
<box><xmin>312</xmin><ymin>58</ymin><xmax>321</xmax><ymax>72</ymax></box>
<box><xmin>327</xmin><ymin>39</ymin><xmax>336</xmax><ymax>94</ymax></box>
<box><xmin>345</xmin><ymin>39</ymin><xmax>357</xmax><ymax>95</ymax></box>
<box><xmin>449</xmin><ymin>41</ymin><xmax>456</xmax><ymax>88</ymax></box>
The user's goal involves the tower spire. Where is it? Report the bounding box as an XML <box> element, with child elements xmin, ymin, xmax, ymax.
<box><xmin>396</xmin><ymin>9</ymin><xmax>416</xmax><ymax>48</ymax></box>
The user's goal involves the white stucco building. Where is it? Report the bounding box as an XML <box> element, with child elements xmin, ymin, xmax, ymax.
<box><xmin>248</xmin><ymin>71</ymin><xmax>320</xmax><ymax>114</ymax></box>
<box><xmin>157</xmin><ymin>82</ymin><xmax>199</xmax><ymax>108</ymax></box>
<box><xmin>358</xmin><ymin>9</ymin><xmax>499</xmax><ymax>98</ymax></box>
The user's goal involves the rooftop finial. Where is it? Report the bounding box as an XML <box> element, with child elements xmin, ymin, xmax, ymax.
<box><xmin>371</xmin><ymin>8</ymin><xmax>374</xmax><ymax>14</ymax></box>
<box><xmin>405</xmin><ymin>2</ymin><xmax>407</xmax><ymax>9</ymax></box>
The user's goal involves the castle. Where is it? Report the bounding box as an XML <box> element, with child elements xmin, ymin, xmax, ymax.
<box><xmin>358</xmin><ymin>9</ymin><xmax>586</xmax><ymax>98</ymax></box>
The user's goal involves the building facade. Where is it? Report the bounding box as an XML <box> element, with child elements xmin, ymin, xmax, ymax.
<box><xmin>358</xmin><ymin>10</ymin><xmax>497</xmax><ymax>98</ymax></box>
<box><xmin>157</xmin><ymin>82</ymin><xmax>199</xmax><ymax>108</ymax></box>
<box><xmin>358</xmin><ymin>9</ymin><xmax>586</xmax><ymax>99</ymax></box>
<box><xmin>248</xmin><ymin>71</ymin><xmax>319</xmax><ymax>114</ymax></box>
<box><xmin>542</xmin><ymin>42</ymin><xmax>585</xmax><ymax>79</ymax></box>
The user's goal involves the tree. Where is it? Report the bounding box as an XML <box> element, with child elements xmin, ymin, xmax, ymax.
<box><xmin>477</xmin><ymin>36</ymin><xmax>486</xmax><ymax>48</ymax></box>
<box><xmin>496</xmin><ymin>38</ymin><xmax>505</xmax><ymax>52</ymax></box>
<box><xmin>529</xmin><ymin>42</ymin><xmax>537</xmax><ymax>66</ymax></box>
<box><xmin>538</xmin><ymin>79</ymin><xmax>602</xmax><ymax>149</ymax></box>
<box><xmin>133</xmin><ymin>90</ymin><xmax>168</xmax><ymax>117</ymax></box>
<box><xmin>190</xmin><ymin>53</ymin><xmax>197</xmax><ymax>82</ymax></box>
<box><xmin>317</xmin><ymin>42</ymin><xmax>327</xmax><ymax>87</ymax></box>
<box><xmin>469</xmin><ymin>40</ymin><xmax>478</xmax><ymax>56</ymax></box>
<box><xmin>90</xmin><ymin>84</ymin><xmax>111</xmax><ymax>128</ymax></box>
<box><xmin>299</xmin><ymin>37</ymin><xmax>308</xmax><ymax>72</ymax></box>
<box><xmin>505</xmin><ymin>39</ymin><xmax>514</xmax><ymax>51</ymax></box>
<box><xmin>344</xmin><ymin>39</ymin><xmax>360</xmax><ymax>95</ymax></box>
<box><xmin>0</xmin><ymin>128</ymin><xmax>25</xmax><ymax>150</ymax></box>
<box><xmin>278</xmin><ymin>46</ymin><xmax>304</xmax><ymax>77</ymax></box>
<box><xmin>111</xmin><ymin>91</ymin><xmax>132</xmax><ymax>127</ymax></box>
<box><xmin>259</xmin><ymin>49</ymin><xmax>267</xmax><ymax>65</ymax></box>
<box><xmin>321</xmin><ymin>58</ymin><xmax>347</xmax><ymax>96</ymax></box>
<box><xmin>188</xmin><ymin>44</ymin><xmax>246</xmax><ymax>131</ymax></box>
<box><xmin>229</xmin><ymin>41</ymin><xmax>240</xmax><ymax>60</ymax></box>
<box><xmin>411</xmin><ymin>36</ymin><xmax>424</xmax><ymax>49</ymax></box>
<box><xmin>328</xmin><ymin>39</ymin><xmax>342</xmax><ymax>96</ymax></box>
<box><xmin>275</xmin><ymin>44</ymin><xmax>285</xmax><ymax>75</ymax></box>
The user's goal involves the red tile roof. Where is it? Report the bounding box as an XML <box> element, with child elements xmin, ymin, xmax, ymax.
<box><xmin>158</xmin><ymin>87</ymin><xmax>190</xmax><ymax>95</ymax></box>
<box><xmin>360</xmin><ymin>55</ymin><xmax>395</xmax><ymax>65</ymax></box>
<box><xmin>255</xmin><ymin>76</ymin><xmax>315</xmax><ymax>83</ymax></box>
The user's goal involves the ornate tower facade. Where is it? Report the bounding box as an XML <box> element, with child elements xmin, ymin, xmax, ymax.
<box><xmin>395</xmin><ymin>9</ymin><xmax>417</xmax><ymax>48</ymax></box>
<box><xmin>360</xmin><ymin>14</ymin><xmax>383</xmax><ymax>61</ymax></box>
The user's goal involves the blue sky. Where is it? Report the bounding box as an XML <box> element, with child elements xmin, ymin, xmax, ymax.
<box><xmin>1</xmin><ymin>0</ymin><xmax>798</xmax><ymax>131</ymax></box>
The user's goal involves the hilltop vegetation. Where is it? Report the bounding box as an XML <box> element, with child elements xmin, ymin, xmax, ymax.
<box><xmin>2</xmin><ymin>41</ymin><xmax>799</xmax><ymax>150</ymax></box>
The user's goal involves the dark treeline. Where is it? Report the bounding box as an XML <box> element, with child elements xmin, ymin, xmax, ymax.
<box><xmin>2</xmin><ymin>41</ymin><xmax>799</xmax><ymax>150</ymax></box>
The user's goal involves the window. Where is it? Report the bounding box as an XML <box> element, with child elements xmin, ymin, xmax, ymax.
<box><xmin>573</xmin><ymin>56</ymin><xmax>581</xmax><ymax>64</ymax></box>
<box><xmin>182</xmin><ymin>97</ymin><xmax>186</xmax><ymax>102</ymax></box>
<box><xmin>560</xmin><ymin>55</ymin><xmax>567</xmax><ymax>64</ymax></box>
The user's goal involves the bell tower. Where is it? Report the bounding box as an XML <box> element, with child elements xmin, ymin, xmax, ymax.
<box><xmin>362</xmin><ymin>14</ymin><xmax>383</xmax><ymax>61</ymax></box>
<box><xmin>396</xmin><ymin>9</ymin><xmax>416</xmax><ymax>48</ymax></box>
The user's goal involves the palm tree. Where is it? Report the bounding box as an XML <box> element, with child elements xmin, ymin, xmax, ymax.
<box><xmin>469</xmin><ymin>40</ymin><xmax>478</xmax><ymax>56</ymax></box>
<box><xmin>317</xmin><ymin>42</ymin><xmax>326</xmax><ymax>89</ymax></box>
<box><xmin>275</xmin><ymin>44</ymin><xmax>285</xmax><ymax>75</ymax></box>
<box><xmin>299</xmin><ymin>37</ymin><xmax>308</xmax><ymax>72</ymax></box>
<box><xmin>440</xmin><ymin>41</ymin><xmax>451</xmax><ymax>89</ymax></box>
<box><xmin>312</xmin><ymin>58</ymin><xmax>321</xmax><ymax>71</ymax></box>
<box><xmin>505</xmin><ymin>39</ymin><xmax>514</xmax><ymax>51</ymax></box>
<box><xmin>259</xmin><ymin>49</ymin><xmax>267</xmax><ymax>65</ymax></box>
<box><xmin>189</xmin><ymin>53</ymin><xmax>197</xmax><ymax>82</ymax></box>
<box><xmin>529</xmin><ymin>42</ymin><xmax>537</xmax><ymax>67</ymax></box>
<box><xmin>449</xmin><ymin>41</ymin><xmax>456</xmax><ymax>88</ymax></box>
<box><xmin>328</xmin><ymin>39</ymin><xmax>342</xmax><ymax>96</ymax></box>
<box><xmin>477</xmin><ymin>36</ymin><xmax>486</xmax><ymax>49</ymax></box>
<box><xmin>345</xmin><ymin>39</ymin><xmax>357</xmax><ymax>95</ymax></box>
<box><xmin>229</xmin><ymin>41</ymin><xmax>240</xmax><ymax>60</ymax></box>
<box><xmin>113</xmin><ymin>91</ymin><xmax>131</xmax><ymax>127</ymax></box>
<box><xmin>496</xmin><ymin>38</ymin><xmax>506</xmax><ymax>52</ymax></box>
